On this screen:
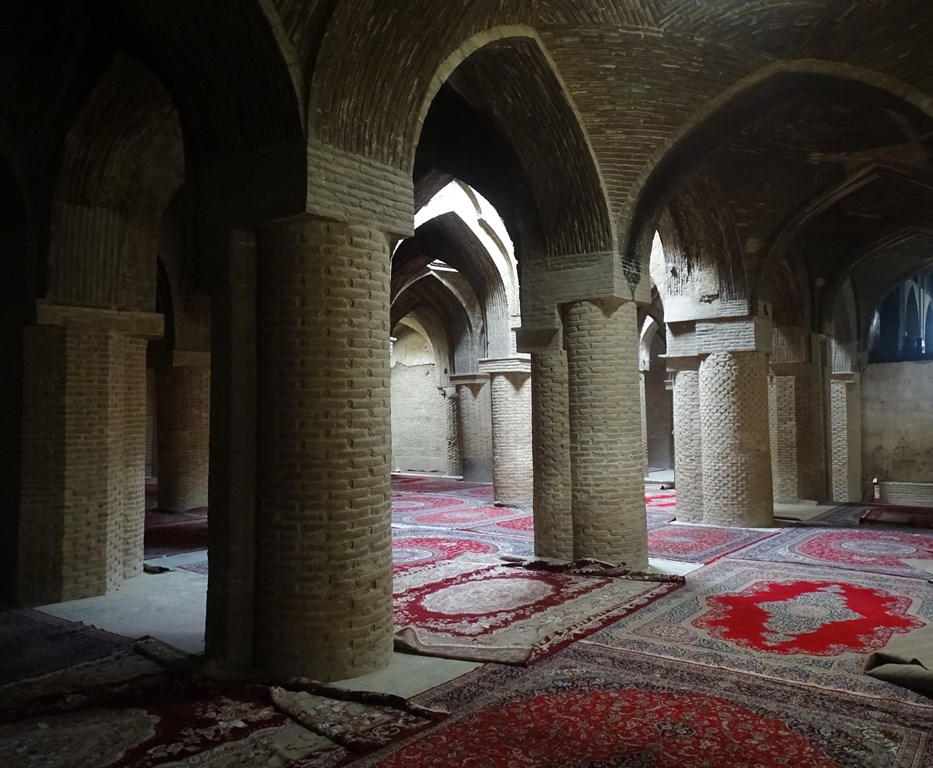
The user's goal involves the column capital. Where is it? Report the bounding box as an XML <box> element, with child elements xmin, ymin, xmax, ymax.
<box><xmin>33</xmin><ymin>300</ymin><xmax>163</xmax><ymax>340</ymax></box>
<box><xmin>830</xmin><ymin>371</ymin><xmax>860</xmax><ymax>385</ymax></box>
<box><xmin>696</xmin><ymin>315</ymin><xmax>772</xmax><ymax>355</ymax></box>
<box><xmin>450</xmin><ymin>372</ymin><xmax>490</xmax><ymax>390</ymax></box>
<box><xmin>478</xmin><ymin>357</ymin><xmax>532</xmax><ymax>376</ymax></box>
<box><xmin>664</xmin><ymin>354</ymin><xmax>702</xmax><ymax>373</ymax></box>
<box><xmin>514</xmin><ymin>326</ymin><xmax>559</xmax><ymax>354</ymax></box>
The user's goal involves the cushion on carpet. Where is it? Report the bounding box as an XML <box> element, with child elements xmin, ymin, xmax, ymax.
<box><xmin>864</xmin><ymin>624</ymin><xmax>933</xmax><ymax>694</ymax></box>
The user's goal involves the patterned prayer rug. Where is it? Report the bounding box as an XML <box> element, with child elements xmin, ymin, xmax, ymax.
<box><xmin>0</xmin><ymin>643</ymin><xmax>445</xmax><ymax>768</ymax></box>
<box><xmin>393</xmin><ymin>556</ymin><xmax>681</xmax><ymax>664</ymax></box>
<box><xmin>646</xmin><ymin>509</ymin><xmax>677</xmax><ymax>529</ymax></box>
<box><xmin>587</xmin><ymin>559</ymin><xmax>933</xmax><ymax>703</ymax></box>
<box><xmin>393</xmin><ymin>500</ymin><xmax>527</xmax><ymax>528</ymax></box>
<box><xmin>799</xmin><ymin>502</ymin><xmax>933</xmax><ymax>529</ymax></box>
<box><xmin>391</xmin><ymin>525</ymin><xmax>533</xmax><ymax>559</ymax></box>
<box><xmin>732</xmin><ymin>527</ymin><xmax>933</xmax><ymax>579</ymax></box>
<box><xmin>0</xmin><ymin>609</ymin><xmax>133</xmax><ymax>685</ymax></box>
<box><xmin>648</xmin><ymin>524</ymin><xmax>778</xmax><ymax>564</ymax></box>
<box><xmin>352</xmin><ymin>643</ymin><xmax>933</xmax><ymax>768</ymax></box>
<box><xmin>465</xmin><ymin>514</ymin><xmax>534</xmax><ymax>538</ymax></box>
<box><xmin>391</xmin><ymin>535</ymin><xmax>498</xmax><ymax>572</ymax></box>
<box><xmin>391</xmin><ymin>476</ymin><xmax>488</xmax><ymax>495</ymax></box>
<box><xmin>645</xmin><ymin>491</ymin><xmax>677</xmax><ymax>510</ymax></box>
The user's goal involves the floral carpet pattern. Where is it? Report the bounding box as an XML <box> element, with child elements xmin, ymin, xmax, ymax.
<box><xmin>647</xmin><ymin>524</ymin><xmax>777</xmax><ymax>564</ymax></box>
<box><xmin>733</xmin><ymin>527</ymin><xmax>933</xmax><ymax>578</ymax></box>
<box><xmin>352</xmin><ymin>644</ymin><xmax>933</xmax><ymax>767</ymax></box>
<box><xmin>586</xmin><ymin>559</ymin><xmax>933</xmax><ymax>703</ymax></box>
<box><xmin>393</xmin><ymin>556</ymin><xmax>682</xmax><ymax>664</ymax></box>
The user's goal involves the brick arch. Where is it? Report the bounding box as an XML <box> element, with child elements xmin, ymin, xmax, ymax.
<box><xmin>392</xmin><ymin>276</ymin><xmax>478</xmax><ymax>378</ymax></box>
<box><xmin>770</xmin><ymin>247</ymin><xmax>812</xmax><ymax>331</ymax></box>
<box><xmin>396</xmin><ymin>212</ymin><xmax>512</xmax><ymax>360</ymax></box>
<box><xmin>311</xmin><ymin>20</ymin><xmax>612</xmax><ymax>257</ymax></box>
<box><xmin>623</xmin><ymin>61</ymin><xmax>933</xmax><ymax>300</ymax></box>
<box><xmin>116</xmin><ymin>0</ymin><xmax>304</xmax><ymax>168</ymax></box>
<box><xmin>48</xmin><ymin>54</ymin><xmax>183</xmax><ymax>312</ymax></box>
<box><xmin>830</xmin><ymin>278</ymin><xmax>860</xmax><ymax>373</ymax></box>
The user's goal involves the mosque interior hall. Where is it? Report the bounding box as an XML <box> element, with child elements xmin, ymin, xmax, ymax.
<box><xmin>1</xmin><ymin>1</ymin><xmax>933</xmax><ymax>766</ymax></box>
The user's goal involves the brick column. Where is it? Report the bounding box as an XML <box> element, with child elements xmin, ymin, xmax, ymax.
<box><xmin>669</xmin><ymin>357</ymin><xmax>703</xmax><ymax>522</ymax></box>
<box><xmin>519</xmin><ymin>328</ymin><xmax>572</xmax><ymax>560</ymax></box>
<box><xmin>254</xmin><ymin>215</ymin><xmax>393</xmax><ymax>680</ymax></box>
<box><xmin>206</xmin><ymin>229</ymin><xmax>258</xmax><ymax>670</ymax></box>
<box><xmin>830</xmin><ymin>373</ymin><xmax>862</xmax><ymax>502</ymax></box>
<box><xmin>451</xmin><ymin>374</ymin><xmax>493</xmax><ymax>483</ymax></box>
<box><xmin>480</xmin><ymin>358</ymin><xmax>532</xmax><ymax>505</ymax></box>
<box><xmin>565</xmin><ymin>299</ymin><xmax>647</xmax><ymax>568</ymax></box>
<box><xmin>155</xmin><ymin>351</ymin><xmax>211</xmax><ymax>512</ymax></box>
<box><xmin>639</xmin><ymin>370</ymin><xmax>649</xmax><ymax>476</ymax></box>
<box><xmin>17</xmin><ymin>303</ymin><xmax>161</xmax><ymax>603</ymax></box>
<box><xmin>440</xmin><ymin>385</ymin><xmax>462</xmax><ymax>477</ymax></box>
<box><xmin>700</xmin><ymin>350</ymin><xmax>774</xmax><ymax>526</ymax></box>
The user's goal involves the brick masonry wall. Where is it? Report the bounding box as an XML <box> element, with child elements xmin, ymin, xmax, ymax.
<box><xmin>566</xmin><ymin>299</ymin><xmax>647</xmax><ymax>568</ymax></box>
<box><xmin>455</xmin><ymin>378</ymin><xmax>493</xmax><ymax>483</ymax></box>
<box><xmin>671</xmin><ymin>367</ymin><xmax>703</xmax><ymax>522</ymax></box>
<box><xmin>768</xmin><ymin>375</ymin><xmax>798</xmax><ymax>502</ymax></box>
<box><xmin>831</xmin><ymin>375</ymin><xmax>862</xmax><ymax>502</ymax></box>
<box><xmin>146</xmin><ymin>368</ymin><xmax>157</xmax><ymax>477</ymax></box>
<box><xmin>488</xmin><ymin>370</ymin><xmax>533</xmax><ymax>505</ymax></box>
<box><xmin>156</xmin><ymin>359</ymin><xmax>211</xmax><ymax>511</ymax></box>
<box><xmin>700</xmin><ymin>351</ymin><xmax>774</xmax><ymax>527</ymax></box>
<box><xmin>645</xmin><ymin>368</ymin><xmax>673</xmax><ymax>470</ymax></box>
<box><xmin>532</xmin><ymin>342</ymin><xmax>573</xmax><ymax>559</ymax></box>
<box><xmin>390</xmin><ymin>363</ymin><xmax>448</xmax><ymax>473</ymax></box>
<box><xmin>206</xmin><ymin>229</ymin><xmax>258</xmax><ymax>670</ymax></box>
<box><xmin>254</xmin><ymin>215</ymin><xmax>393</xmax><ymax>681</ymax></box>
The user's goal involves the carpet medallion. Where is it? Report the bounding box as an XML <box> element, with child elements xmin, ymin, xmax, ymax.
<box><xmin>648</xmin><ymin>524</ymin><xmax>776</xmax><ymax>564</ymax></box>
<box><xmin>734</xmin><ymin>528</ymin><xmax>933</xmax><ymax>579</ymax></box>
<box><xmin>391</xmin><ymin>525</ymin><xmax>533</xmax><ymax>559</ymax></box>
<box><xmin>353</xmin><ymin>644</ymin><xmax>932</xmax><ymax>767</ymax></box>
<box><xmin>395</xmin><ymin>504</ymin><xmax>526</xmax><ymax>528</ymax></box>
<box><xmin>393</xmin><ymin>557</ymin><xmax>681</xmax><ymax>664</ymax></box>
<box><xmin>391</xmin><ymin>536</ymin><xmax>496</xmax><ymax>572</ymax></box>
<box><xmin>588</xmin><ymin>559</ymin><xmax>933</xmax><ymax>703</ymax></box>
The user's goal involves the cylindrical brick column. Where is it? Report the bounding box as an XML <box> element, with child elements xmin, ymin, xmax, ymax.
<box><xmin>831</xmin><ymin>373</ymin><xmax>862</xmax><ymax>502</ymax></box>
<box><xmin>565</xmin><ymin>299</ymin><xmax>647</xmax><ymax>568</ymax></box>
<box><xmin>156</xmin><ymin>353</ymin><xmax>211</xmax><ymax>512</ymax></box>
<box><xmin>671</xmin><ymin>363</ymin><xmax>703</xmax><ymax>522</ymax></box>
<box><xmin>122</xmin><ymin>337</ymin><xmax>148</xmax><ymax>580</ymax></box>
<box><xmin>639</xmin><ymin>372</ymin><xmax>648</xmax><ymax>475</ymax></box>
<box><xmin>255</xmin><ymin>215</ymin><xmax>393</xmax><ymax>681</ymax></box>
<box><xmin>452</xmin><ymin>374</ymin><xmax>493</xmax><ymax>483</ymax></box>
<box><xmin>796</xmin><ymin>361</ymin><xmax>827</xmax><ymax>501</ymax></box>
<box><xmin>700</xmin><ymin>351</ymin><xmax>774</xmax><ymax>526</ymax></box>
<box><xmin>480</xmin><ymin>360</ymin><xmax>533</xmax><ymax>505</ymax></box>
<box><xmin>441</xmin><ymin>386</ymin><xmax>463</xmax><ymax>477</ymax></box>
<box><xmin>768</xmin><ymin>373</ymin><xmax>799</xmax><ymax>503</ymax></box>
<box><xmin>531</xmin><ymin>341</ymin><xmax>572</xmax><ymax>559</ymax></box>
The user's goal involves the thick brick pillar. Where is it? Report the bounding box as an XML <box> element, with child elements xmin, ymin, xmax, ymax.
<box><xmin>524</xmin><ymin>331</ymin><xmax>572</xmax><ymax>560</ymax></box>
<box><xmin>639</xmin><ymin>370</ymin><xmax>649</xmax><ymax>476</ymax></box>
<box><xmin>830</xmin><ymin>373</ymin><xmax>862</xmax><ymax>502</ymax></box>
<box><xmin>254</xmin><ymin>215</ymin><xmax>393</xmax><ymax>680</ymax></box>
<box><xmin>480</xmin><ymin>358</ymin><xmax>532</xmax><ymax>505</ymax></box>
<box><xmin>565</xmin><ymin>299</ymin><xmax>647</xmax><ymax>568</ymax></box>
<box><xmin>18</xmin><ymin>303</ymin><xmax>161</xmax><ymax>603</ymax></box>
<box><xmin>669</xmin><ymin>359</ymin><xmax>703</xmax><ymax>522</ymax></box>
<box><xmin>155</xmin><ymin>352</ymin><xmax>211</xmax><ymax>512</ymax></box>
<box><xmin>700</xmin><ymin>350</ymin><xmax>774</xmax><ymax>526</ymax></box>
<box><xmin>206</xmin><ymin>229</ymin><xmax>258</xmax><ymax>670</ymax></box>
<box><xmin>441</xmin><ymin>386</ymin><xmax>463</xmax><ymax>477</ymax></box>
<box><xmin>768</xmin><ymin>371</ymin><xmax>799</xmax><ymax>503</ymax></box>
<box><xmin>451</xmin><ymin>374</ymin><xmax>493</xmax><ymax>483</ymax></box>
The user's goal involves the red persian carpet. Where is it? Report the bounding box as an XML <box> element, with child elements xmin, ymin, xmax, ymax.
<box><xmin>350</xmin><ymin>643</ymin><xmax>933</xmax><ymax>767</ymax></box>
<box><xmin>585</xmin><ymin>559</ymin><xmax>933</xmax><ymax>703</ymax></box>
<box><xmin>465</xmin><ymin>514</ymin><xmax>534</xmax><ymax>537</ymax></box>
<box><xmin>393</xmin><ymin>557</ymin><xmax>681</xmax><ymax>664</ymax></box>
<box><xmin>391</xmin><ymin>475</ymin><xmax>490</xmax><ymax>495</ymax></box>
<box><xmin>645</xmin><ymin>491</ymin><xmax>677</xmax><ymax>510</ymax></box>
<box><xmin>732</xmin><ymin>527</ymin><xmax>933</xmax><ymax>579</ymax></box>
<box><xmin>648</xmin><ymin>523</ymin><xmax>777</xmax><ymax>564</ymax></box>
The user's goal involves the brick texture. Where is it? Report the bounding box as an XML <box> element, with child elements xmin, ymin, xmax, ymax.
<box><xmin>671</xmin><ymin>366</ymin><xmax>703</xmax><ymax>522</ymax></box>
<box><xmin>700</xmin><ymin>350</ymin><xmax>774</xmax><ymax>527</ymax></box>
<box><xmin>453</xmin><ymin>375</ymin><xmax>493</xmax><ymax>483</ymax></box>
<box><xmin>487</xmin><ymin>367</ymin><xmax>533</xmax><ymax>505</ymax></box>
<box><xmin>254</xmin><ymin>215</ymin><xmax>393</xmax><ymax>681</ymax></box>
<box><xmin>565</xmin><ymin>299</ymin><xmax>647</xmax><ymax>568</ymax></box>
<box><xmin>156</xmin><ymin>356</ymin><xmax>211</xmax><ymax>512</ymax></box>
<box><xmin>532</xmin><ymin>341</ymin><xmax>573</xmax><ymax>559</ymax></box>
<box><xmin>831</xmin><ymin>374</ymin><xmax>862</xmax><ymax>503</ymax></box>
